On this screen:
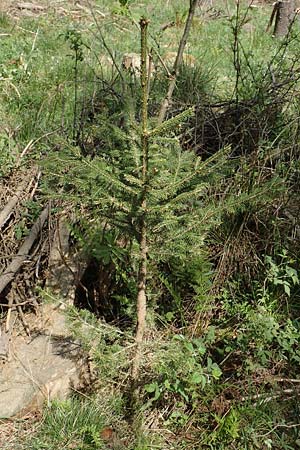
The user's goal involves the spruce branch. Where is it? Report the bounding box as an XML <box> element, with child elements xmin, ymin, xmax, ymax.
<box><xmin>150</xmin><ymin>107</ymin><xmax>195</xmax><ymax>138</ymax></box>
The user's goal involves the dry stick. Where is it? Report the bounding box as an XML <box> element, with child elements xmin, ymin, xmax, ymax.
<box><xmin>0</xmin><ymin>204</ymin><xmax>50</xmax><ymax>296</ymax></box>
<box><xmin>5</xmin><ymin>283</ymin><xmax>30</xmax><ymax>335</ymax></box>
<box><xmin>17</xmin><ymin>129</ymin><xmax>60</xmax><ymax>166</ymax></box>
<box><xmin>257</xmin><ymin>422</ymin><xmax>300</xmax><ymax>438</ymax></box>
<box><xmin>158</xmin><ymin>0</ymin><xmax>198</xmax><ymax>124</ymax></box>
<box><xmin>266</xmin><ymin>1</ymin><xmax>279</xmax><ymax>32</ymax></box>
<box><xmin>29</xmin><ymin>171</ymin><xmax>42</xmax><ymax>200</ymax></box>
<box><xmin>131</xmin><ymin>18</ymin><xmax>150</xmax><ymax>384</ymax></box>
<box><xmin>274</xmin><ymin>378</ymin><xmax>300</xmax><ymax>383</ymax></box>
<box><xmin>241</xmin><ymin>387</ymin><xmax>299</xmax><ymax>407</ymax></box>
<box><xmin>18</xmin><ymin>139</ymin><xmax>34</xmax><ymax>162</ymax></box>
<box><xmin>17</xmin><ymin>303</ymin><xmax>31</xmax><ymax>336</ymax></box>
<box><xmin>24</xmin><ymin>27</ymin><xmax>39</xmax><ymax>73</ymax></box>
<box><xmin>0</xmin><ymin>300</ymin><xmax>33</xmax><ymax>307</ymax></box>
<box><xmin>86</xmin><ymin>0</ymin><xmax>125</xmax><ymax>85</ymax></box>
<box><xmin>14</xmin><ymin>283</ymin><xmax>31</xmax><ymax>335</ymax></box>
<box><xmin>5</xmin><ymin>291</ymin><xmax>15</xmax><ymax>332</ymax></box>
<box><xmin>0</xmin><ymin>172</ymin><xmax>36</xmax><ymax>229</ymax></box>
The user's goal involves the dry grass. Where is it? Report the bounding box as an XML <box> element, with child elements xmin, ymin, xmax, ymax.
<box><xmin>0</xmin><ymin>412</ymin><xmax>41</xmax><ymax>450</ymax></box>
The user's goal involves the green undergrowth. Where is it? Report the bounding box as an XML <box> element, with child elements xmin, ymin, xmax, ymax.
<box><xmin>29</xmin><ymin>290</ymin><xmax>300</xmax><ymax>449</ymax></box>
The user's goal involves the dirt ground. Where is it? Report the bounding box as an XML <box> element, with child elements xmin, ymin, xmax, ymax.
<box><xmin>0</xmin><ymin>0</ymin><xmax>99</xmax><ymax>20</ymax></box>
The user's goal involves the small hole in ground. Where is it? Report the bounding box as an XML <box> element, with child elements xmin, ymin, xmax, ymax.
<box><xmin>74</xmin><ymin>257</ymin><xmax>134</xmax><ymax>329</ymax></box>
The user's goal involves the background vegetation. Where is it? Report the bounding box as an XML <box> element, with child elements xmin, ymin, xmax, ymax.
<box><xmin>0</xmin><ymin>0</ymin><xmax>300</xmax><ymax>448</ymax></box>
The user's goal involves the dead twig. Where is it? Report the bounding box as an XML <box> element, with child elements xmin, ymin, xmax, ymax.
<box><xmin>241</xmin><ymin>387</ymin><xmax>299</xmax><ymax>406</ymax></box>
<box><xmin>17</xmin><ymin>128</ymin><xmax>61</xmax><ymax>165</ymax></box>
<box><xmin>257</xmin><ymin>422</ymin><xmax>300</xmax><ymax>438</ymax></box>
<box><xmin>18</xmin><ymin>140</ymin><xmax>34</xmax><ymax>162</ymax></box>
<box><xmin>5</xmin><ymin>291</ymin><xmax>15</xmax><ymax>332</ymax></box>
<box><xmin>86</xmin><ymin>0</ymin><xmax>125</xmax><ymax>85</ymax></box>
<box><xmin>16</xmin><ymin>3</ymin><xmax>45</xmax><ymax>12</ymax></box>
<box><xmin>0</xmin><ymin>204</ymin><xmax>50</xmax><ymax>296</ymax></box>
<box><xmin>29</xmin><ymin>171</ymin><xmax>42</xmax><ymax>200</ymax></box>
<box><xmin>17</xmin><ymin>303</ymin><xmax>31</xmax><ymax>336</ymax></box>
<box><xmin>272</xmin><ymin>377</ymin><xmax>300</xmax><ymax>384</ymax></box>
<box><xmin>0</xmin><ymin>172</ymin><xmax>37</xmax><ymax>230</ymax></box>
<box><xmin>0</xmin><ymin>300</ymin><xmax>34</xmax><ymax>307</ymax></box>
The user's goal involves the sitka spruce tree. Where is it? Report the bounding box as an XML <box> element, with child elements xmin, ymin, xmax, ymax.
<box><xmin>45</xmin><ymin>18</ymin><xmax>268</xmax><ymax>401</ymax></box>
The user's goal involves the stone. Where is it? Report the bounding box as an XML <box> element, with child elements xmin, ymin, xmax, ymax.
<box><xmin>0</xmin><ymin>218</ymin><xmax>89</xmax><ymax>419</ymax></box>
<box><xmin>0</xmin><ymin>306</ymin><xmax>83</xmax><ymax>418</ymax></box>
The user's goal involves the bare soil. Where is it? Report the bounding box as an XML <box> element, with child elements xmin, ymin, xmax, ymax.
<box><xmin>0</xmin><ymin>1</ymin><xmax>98</xmax><ymax>20</ymax></box>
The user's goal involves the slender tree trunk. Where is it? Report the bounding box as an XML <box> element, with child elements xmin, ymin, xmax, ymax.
<box><xmin>274</xmin><ymin>0</ymin><xmax>295</xmax><ymax>37</ymax></box>
<box><xmin>158</xmin><ymin>0</ymin><xmax>198</xmax><ymax>124</ymax></box>
<box><xmin>131</xmin><ymin>17</ymin><xmax>149</xmax><ymax>383</ymax></box>
<box><xmin>131</xmin><ymin>225</ymin><xmax>147</xmax><ymax>380</ymax></box>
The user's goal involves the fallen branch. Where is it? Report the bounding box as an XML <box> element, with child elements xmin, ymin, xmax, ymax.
<box><xmin>16</xmin><ymin>303</ymin><xmax>31</xmax><ymax>336</ymax></box>
<box><xmin>17</xmin><ymin>3</ymin><xmax>45</xmax><ymax>11</ymax></box>
<box><xmin>0</xmin><ymin>172</ymin><xmax>37</xmax><ymax>229</ymax></box>
<box><xmin>5</xmin><ymin>290</ymin><xmax>15</xmax><ymax>332</ymax></box>
<box><xmin>29</xmin><ymin>171</ymin><xmax>41</xmax><ymax>200</ymax></box>
<box><xmin>0</xmin><ymin>204</ymin><xmax>50</xmax><ymax>296</ymax></box>
<box><xmin>241</xmin><ymin>387</ymin><xmax>299</xmax><ymax>406</ymax></box>
<box><xmin>0</xmin><ymin>300</ymin><xmax>33</xmax><ymax>307</ymax></box>
<box><xmin>273</xmin><ymin>377</ymin><xmax>300</xmax><ymax>384</ymax></box>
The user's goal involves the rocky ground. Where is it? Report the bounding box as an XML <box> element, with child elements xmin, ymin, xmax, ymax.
<box><xmin>0</xmin><ymin>170</ymin><xmax>88</xmax><ymax>445</ymax></box>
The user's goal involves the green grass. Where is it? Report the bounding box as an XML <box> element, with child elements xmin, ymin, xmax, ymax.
<box><xmin>0</xmin><ymin>0</ymin><xmax>298</xmax><ymax>153</ymax></box>
<box><xmin>28</xmin><ymin>397</ymin><xmax>109</xmax><ymax>450</ymax></box>
<box><xmin>26</xmin><ymin>393</ymin><xmax>164</xmax><ymax>450</ymax></box>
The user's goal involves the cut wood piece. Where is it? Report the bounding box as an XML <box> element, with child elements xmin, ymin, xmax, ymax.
<box><xmin>17</xmin><ymin>3</ymin><xmax>45</xmax><ymax>11</ymax></box>
<box><xmin>0</xmin><ymin>172</ymin><xmax>36</xmax><ymax>229</ymax></box>
<box><xmin>0</xmin><ymin>205</ymin><xmax>49</xmax><ymax>296</ymax></box>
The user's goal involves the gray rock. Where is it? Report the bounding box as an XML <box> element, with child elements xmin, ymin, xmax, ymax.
<box><xmin>0</xmin><ymin>219</ymin><xmax>89</xmax><ymax>419</ymax></box>
<box><xmin>0</xmin><ymin>306</ymin><xmax>83</xmax><ymax>419</ymax></box>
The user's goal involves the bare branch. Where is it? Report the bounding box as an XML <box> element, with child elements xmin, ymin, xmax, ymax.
<box><xmin>158</xmin><ymin>0</ymin><xmax>198</xmax><ymax>124</ymax></box>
